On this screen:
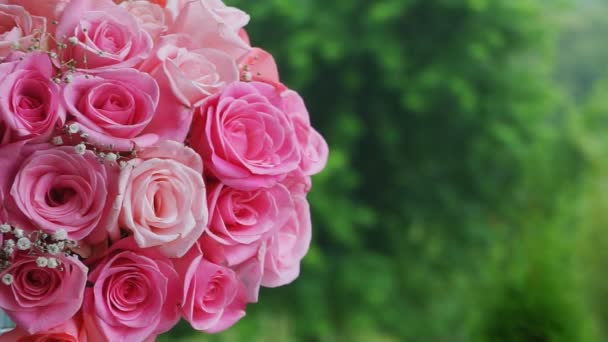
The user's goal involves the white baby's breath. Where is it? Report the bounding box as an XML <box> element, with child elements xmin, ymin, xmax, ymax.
<box><xmin>74</xmin><ymin>143</ymin><xmax>86</xmax><ymax>155</ymax></box>
<box><xmin>47</xmin><ymin>258</ymin><xmax>59</xmax><ymax>269</ymax></box>
<box><xmin>0</xmin><ymin>224</ymin><xmax>11</xmax><ymax>233</ymax></box>
<box><xmin>36</xmin><ymin>256</ymin><xmax>48</xmax><ymax>268</ymax></box>
<box><xmin>13</xmin><ymin>228</ymin><xmax>24</xmax><ymax>238</ymax></box>
<box><xmin>2</xmin><ymin>274</ymin><xmax>13</xmax><ymax>286</ymax></box>
<box><xmin>52</xmin><ymin>229</ymin><xmax>68</xmax><ymax>241</ymax></box>
<box><xmin>16</xmin><ymin>237</ymin><xmax>31</xmax><ymax>250</ymax></box>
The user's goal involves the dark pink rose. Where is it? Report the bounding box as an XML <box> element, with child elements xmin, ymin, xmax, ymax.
<box><xmin>0</xmin><ymin>53</ymin><xmax>65</xmax><ymax>144</ymax></box>
<box><xmin>0</xmin><ymin>253</ymin><xmax>88</xmax><ymax>334</ymax></box>
<box><xmin>62</xmin><ymin>69</ymin><xmax>163</xmax><ymax>151</ymax></box>
<box><xmin>55</xmin><ymin>0</ymin><xmax>152</xmax><ymax>71</ymax></box>
<box><xmin>191</xmin><ymin>81</ymin><xmax>300</xmax><ymax>190</ymax></box>
<box><xmin>0</xmin><ymin>143</ymin><xmax>109</xmax><ymax>241</ymax></box>
<box><xmin>174</xmin><ymin>245</ymin><xmax>246</xmax><ymax>333</ymax></box>
<box><xmin>83</xmin><ymin>238</ymin><xmax>180</xmax><ymax>342</ymax></box>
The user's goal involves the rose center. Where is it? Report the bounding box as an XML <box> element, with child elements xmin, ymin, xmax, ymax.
<box><xmin>26</xmin><ymin>269</ymin><xmax>51</xmax><ymax>289</ymax></box>
<box><xmin>46</xmin><ymin>187</ymin><xmax>77</xmax><ymax>207</ymax></box>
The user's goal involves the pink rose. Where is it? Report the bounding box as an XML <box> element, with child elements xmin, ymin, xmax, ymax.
<box><xmin>170</xmin><ymin>0</ymin><xmax>250</xmax><ymax>59</ymax></box>
<box><xmin>174</xmin><ymin>245</ymin><xmax>246</xmax><ymax>333</ymax></box>
<box><xmin>0</xmin><ymin>314</ymin><xmax>91</xmax><ymax>342</ymax></box>
<box><xmin>280</xmin><ymin>90</ymin><xmax>329</xmax><ymax>176</ymax></box>
<box><xmin>0</xmin><ymin>4</ymin><xmax>46</xmax><ymax>58</ymax></box>
<box><xmin>0</xmin><ymin>253</ymin><xmax>88</xmax><ymax>334</ymax></box>
<box><xmin>0</xmin><ymin>53</ymin><xmax>65</xmax><ymax>144</ymax></box>
<box><xmin>142</xmin><ymin>34</ymin><xmax>239</xmax><ymax>107</ymax></box>
<box><xmin>191</xmin><ymin>81</ymin><xmax>300</xmax><ymax>190</ymax></box>
<box><xmin>111</xmin><ymin>141</ymin><xmax>208</xmax><ymax>258</ymax></box>
<box><xmin>83</xmin><ymin>238</ymin><xmax>180</xmax><ymax>341</ymax></box>
<box><xmin>261</xmin><ymin>193</ymin><xmax>312</xmax><ymax>287</ymax></box>
<box><xmin>62</xmin><ymin>69</ymin><xmax>164</xmax><ymax>151</ymax></box>
<box><xmin>55</xmin><ymin>0</ymin><xmax>152</xmax><ymax>71</ymax></box>
<box><xmin>120</xmin><ymin>0</ymin><xmax>172</xmax><ymax>42</ymax></box>
<box><xmin>0</xmin><ymin>144</ymin><xmax>109</xmax><ymax>241</ymax></box>
<box><xmin>204</xmin><ymin>182</ymin><xmax>292</xmax><ymax>266</ymax></box>
<box><xmin>5</xmin><ymin>0</ymin><xmax>68</xmax><ymax>27</ymax></box>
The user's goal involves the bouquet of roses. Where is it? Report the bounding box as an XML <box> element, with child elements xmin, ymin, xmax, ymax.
<box><xmin>0</xmin><ymin>0</ymin><xmax>328</xmax><ymax>340</ymax></box>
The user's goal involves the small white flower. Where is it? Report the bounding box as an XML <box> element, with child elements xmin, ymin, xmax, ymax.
<box><xmin>49</xmin><ymin>51</ymin><xmax>58</xmax><ymax>59</ymax></box>
<box><xmin>36</xmin><ymin>256</ymin><xmax>48</xmax><ymax>268</ymax></box>
<box><xmin>4</xmin><ymin>240</ymin><xmax>15</xmax><ymax>248</ymax></box>
<box><xmin>64</xmin><ymin>74</ymin><xmax>74</xmax><ymax>83</ymax></box>
<box><xmin>0</xmin><ymin>224</ymin><xmax>11</xmax><ymax>233</ymax></box>
<box><xmin>47</xmin><ymin>258</ymin><xmax>59</xmax><ymax>269</ymax></box>
<box><xmin>52</xmin><ymin>229</ymin><xmax>68</xmax><ymax>241</ymax></box>
<box><xmin>56</xmin><ymin>241</ymin><xmax>65</xmax><ymax>250</ymax></box>
<box><xmin>47</xmin><ymin>244</ymin><xmax>61</xmax><ymax>255</ymax></box>
<box><xmin>67</xmin><ymin>36</ymin><xmax>79</xmax><ymax>46</ymax></box>
<box><xmin>243</xmin><ymin>71</ymin><xmax>253</xmax><ymax>82</ymax></box>
<box><xmin>68</xmin><ymin>123</ymin><xmax>80</xmax><ymax>134</ymax></box>
<box><xmin>2</xmin><ymin>274</ymin><xmax>13</xmax><ymax>286</ymax></box>
<box><xmin>13</xmin><ymin>228</ymin><xmax>24</xmax><ymax>238</ymax></box>
<box><xmin>3</xmin><ymin>247</ymin><xmax>13</xmax><ymax>255</ymax></box>
<box><xmin>52</xmin><ymin>136</ymin><xmax>64</xmax><ymax>146</ymax></box>
<box><xmin>16</xmin><ymin>237</ymin><xmax>31</xmax><ymax>250</ymax></box>
<box><xmin>105</xmin><ymin>153</ymin><xmax>118</xmax><ymax>163</ymax></box>
<box><xmin>74</xmin><ymin>143</ymin><xmax>86</xmax><ymax>155</ymax></box>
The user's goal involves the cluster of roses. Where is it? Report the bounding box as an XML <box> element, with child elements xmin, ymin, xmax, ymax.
<box><xmin>0</xmin><ymin>0</ymin><xmax>328</xmax><ymax>341</ymax></box>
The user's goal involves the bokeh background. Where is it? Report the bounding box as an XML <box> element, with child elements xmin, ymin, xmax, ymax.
<box><xmin>160</xmin><ymin>0</ymin><xmax>608</xmax><ymax>340</ymax></box>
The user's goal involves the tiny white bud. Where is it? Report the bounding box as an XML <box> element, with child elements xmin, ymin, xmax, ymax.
<box><xmin>0</xmin><ymin>224</ymin><xmax>11</xmax><ymax>233</ymax></box>
<box><xmin>16</xmin><ymin>237</ymin><xmax>31</xmax><ymax>250</ymax></box>
<box><xmin>64</xmin><ymin>74</ymin><xmax>73</xmax><ymax>83</ymax></box>
<box><xmin>67</xmin><ymin>36</ymin><xmax>79</xmax><ymax>46</ymax></box>
<box><xmin>52</xmin><ymin>136</ymin><xmax>64</xmax><ymax>146</ymax></box>
<box><xmin>47</xmin><ymin>258</ymin><xmax>59</xmax><ymax>269</ymax></box>
<box><xmin>105</xmin><ymin>153</ymin><xmax>118</xmax><ymax>163</ymax></box>
<box><xmin>36</xmin><ymin>256</ymin><xmax>48</xmax><ymax>268</ymax></box>
<box><xmin>13</xmin><ymin>228</ymin><xmax>24</xmax><ymax>238</ymax></box>
<box><xmin>49</xmin><ymin>51</ymin><xmax>58</xmax><ymax>59</ymax></box>
<box><xmin>68</xmin><ymin>123</ymin><xmax>80</xmax><ymax>134</ymax></box>
<box><xmin>47</xmin><ymin>244</ymin><xmax>61</xmax><ymax>255</ymax></box>
<box><xmin>52</xmin><ymin>229</ymin><xmax>68</xmax><ymax>241</ymax></box>
<box><xmin>74</xmin><ymin>143</ymin><xmax>86</xmax><ymax>155</ymax></box>
<box><xmin>2</xmin><ymin>274</ymin><xmax>13</xmax><ymax>286</ymax></box>
<box><xmin>243</xmin><ymin>71</ymin><xmax>252</xmax><ymax>82</ymax></box>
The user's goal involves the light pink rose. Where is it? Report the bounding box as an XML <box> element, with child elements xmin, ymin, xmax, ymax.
<box><xmin>5</xmin><ymin>0</ymin><xmax>68</xmax><ymax>28</ymax></box>
<box><xmin>191</xmin><ymin>81</ymin><xmax>300</xmax><ymax>190</ymax></box>
<box><xmin>55</xmin><ymin>0</ymin><xmax>152</xmax><ymax>71</ymax></box>
<box><xmin>0</xmin><ymin>253</ymin><xmax>88</xmax><ymax>334</ymax></box>
<box><xmin>261</xmin><ymin>193</ymin><xmax>312</xmax><ymax>287</ymax></box>
<box><xmin>83</xmin><ymin>238</ymin><xmax>180</xmax><ymax>342</ymax></box>
<box><xmin>174</xmin><ymin>245</ymin><xmax>247</xmax><ymax>333</ymax></box>
<box><xmin>170</xmin><ymin>0</ymin><xmax>250</xmax><ymax>59</ymax></box>
<box><xmin>0</xmin><ymin>53</ymin><xmax>65</xmax><ymax>144</ymax></box>
<box><xmin>0</xmin><ymin>4</ymin><xmax>46</xmax><ymax>58</ymax></box>
<box><xmin>62</xmin><ymin>69</ymin><xmax>164</xmax><ymax>151</ymax></box>
<box><xmin>111</xmin><ymin>141</ymin><xmax>208</xmax><ymax>258</ymax></box>
<box><xmin>280</xmin><ymin>90</ymin><xmax>329</xmax><ymax>176</ymax></box>
<box><xmin>203</xmin><ymin>182</ymin><xmax>292</xmax><ymax>266</ymax></box>
<box><xmin>141</xmin><ymin>34</ymin><xmax>239</xmax><ymax>108</ymax></box>
<box><xmin>0</xmin><ymin>144</ymin><xmax>109</xmax><ymax>241</ymax></box>
<box><xmin>120</xmin><ymin>0</ymin><xmax>172</xmax><ymax>42</ymax></box>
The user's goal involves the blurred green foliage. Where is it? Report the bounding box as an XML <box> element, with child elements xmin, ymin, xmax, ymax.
<box><xmin>160</xmin><ymin>0</ymin><xmax>608</xmax><ymax>340</ymax></box>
